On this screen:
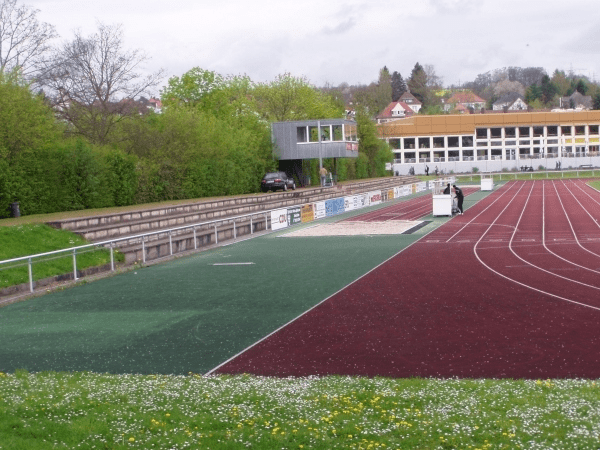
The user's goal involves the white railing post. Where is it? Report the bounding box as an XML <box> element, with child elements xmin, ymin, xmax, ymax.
<box><xmin>193</xmin><ymin>227</ymin><xmax>197</xmax><ymax>249</ymax></box>
<box><xmin>110</xmin><ymin>244</ymin><xmax>115</xmax><ymax>271</ymax></box>
<box><xmin>214</xmin><ymin>224</ymin><xmax>218</xmax><ymax>244</ymax></box>
<box><xmin>169</xmin><ymin>231</ymin><xmax>173</xmax><ymax>255</ymax></box>
<box><xmin>234</xmin><ymin>219</ymin><xmax>236</xmax><ymax>240</ymax></box>
<box><xmin>73</xmin><ymin>249</ymin><xmax>78</xmax><ymax>281</ymax></box>
<box><xmin>250</xmin><ymin>216</ymin><xmax>253</xmax><ymax>235</ymax></box>
<box><xmin>28</xmin><ymin>258</ymin><xmax>33</xmax><ymax>293</ymax></box>
<box><xmin>142</xmin><ymin>238</ymin><xmax>146</xmax><ymax>264</ymax></box>
<box><xmin>265</xmin><ymin>213</ymin><xmax>268</xmax><ymax>230</ymax></box>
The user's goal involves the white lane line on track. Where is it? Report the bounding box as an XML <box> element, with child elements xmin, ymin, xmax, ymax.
<box><xmin>203</xmin><ymin>211</ymin><xmax>447</xmax><ymax>376</ymax></box>
<box><xmin>504</xmin><ymin>182</ymin><xmax>600</xmax><ymax>291</ymax></box>
<box><xmin>472</xmin><ymin>180</ymin><xmax>600</xmax><ymax>312</ymax></box>
<box><xmin>556</xmin><ymin>179</ymin><xmax>600</xmax><ymax>259</ymax></box>
<box><xmin>446</xmin><ymin>181</ymin><xmax>519</xmax><ymax>243</ymax></box>
<box><xmin>542</xmin><ymin>180</ymin><xmax>600</xmax><ymax>272</ymax></box>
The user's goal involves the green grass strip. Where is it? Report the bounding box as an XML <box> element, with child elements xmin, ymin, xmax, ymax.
<box><xmin>1</xmin><ymin>371</ymin><xmax>599</xmax><ymax>449</ymax></box>
<box><xmin>0</xmin><ymin>224</ymin><xmax>123</xmax><ymax>289</ymax></box>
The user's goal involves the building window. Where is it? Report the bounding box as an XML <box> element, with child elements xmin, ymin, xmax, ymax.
<box><xmin>490</xmin><ymin>128</ymin><xmax>502</xmax><ymax>138</ymax></box>
<box><xmin>389</xmin><ymin>139</ymin><xmax>401</xmax><ymax>149</ymax></box>
<box><xmin>590</xmin><ymin>125</ymin><xmax>599</xmax><ymax>134</ymax></box>
<box><xmin>309</xmin><ymin>126</ymin><xmax>319</xmax><ymax>142</ymax></box>
<box><xmin>297</xmin><ymin>127</ymin><xmax>308</xmax><ymax>143</ymax></box>
<box><xmin>505</xmin><ymin>127</ymin><xmax>516</xmax><ymax>138</ymax></box>
<box><xmin>418</xmin><ymin>137</ymin><xmax>430</xmax><ymax>148</ymax></box>
<box><xmin>332</xmin><ymin>125</ymin><xmax>343</xmax><ymax>141</ymax></box>
<box><xmin>533</xmin><ymin>126</ymin><xmax>544</xmax><ymax>137</ymax></box>
<box><xmin>561</xmin><ymin>126</ymin><xmax>572</xmax><ymax>136</ymax></box>
<box><xmin>519</xmin><ymin>140</ymin><xmax>530</xmax><ymax>146</ymax></box>
<box><xmin>462</xmin><ymin>136</ymin><xmax>473</xmax><ymax>147</ymax></box>
<box><xmin>448</xmin><ymin>136</ymin><xmax>459</xmax><ymax>147</ymax></box>
<box><xmin>344</xmin><ymin>124</ymin><xmax>357</xmax><ymax>141</ymax></box>
<box><xmin>476</xmin><ymin>128</ymin><xmax>488</xmax><ymax>139</ymax></box>
<box><xmin>575</xmin><ymin>125</ymin><xmax>586</xmax><ymax>135</ymax></box>
<box><xmin>404</xmin><ymin>138</ymin><xmax>415</xmax><ymax>149</ymax></box>
<box><xmin>547</xmin><ymin>126</ymin><xmax>558</xmax><ymax>136</ymax></box>
<box><xmin>433</xmin><ymin>137</ymin><xmax>444</xmax><ymax>148</ymax></box>
<box><xmin>519</xmin><ymin>126</ymin><xmax>530</xmax><ymax>137</ymax></box>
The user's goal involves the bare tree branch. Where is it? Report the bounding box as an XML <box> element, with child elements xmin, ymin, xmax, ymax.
<box><xmin>42</xmin><ymin>22</ymin><xmax>165</xmax><ymax>144</ymax></box>
<box><xmin>0</xmin><ymin>0</ymin><xmax>57</xmax><ymax>79</ymax></box>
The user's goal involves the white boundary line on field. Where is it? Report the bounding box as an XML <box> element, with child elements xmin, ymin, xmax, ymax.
<box><xmin>204</xmin><ymin>214</ymin><xmax>447</xmax><ymax>376</ymax></box>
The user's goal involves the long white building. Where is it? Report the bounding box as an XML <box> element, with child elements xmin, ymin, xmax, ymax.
<box><xmin>378</xmin><ymin>111</ymin><xmax>600</xmax><ymax>175</ymax></box>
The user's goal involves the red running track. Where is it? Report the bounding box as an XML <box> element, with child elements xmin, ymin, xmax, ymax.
<box><xmin>214</xmin><ymin>180</ymin><xmax>600</xmax><ymax>378</ymax></box>
<box><xmin>344</xmin><ymin>188</ymin><xmax>479</xmax><ymax>222</ymax></box>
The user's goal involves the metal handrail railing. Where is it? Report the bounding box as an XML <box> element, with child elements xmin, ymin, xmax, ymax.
<box><xmin>0</xmin><ymin>208</ymin><xmax>282</xmax><ymax>293</ymax></box>
<box><xmin>1</xmin><ymin>180</ymin><xmax>412</xmax><ymax>294</ymax></box>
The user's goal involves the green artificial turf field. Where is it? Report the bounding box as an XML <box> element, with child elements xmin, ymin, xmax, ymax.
<box><xmin>0</xmin><ymin>189</ymin><xmax>494</xmax><ymax>376</ymax></box>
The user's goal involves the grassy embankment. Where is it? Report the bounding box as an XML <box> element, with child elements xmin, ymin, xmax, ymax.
<box><xmin>0</xmin><ymin>224</ymin><xmax>123</xmax><ymax>290</ymax></box>
<box><xmin>0</xmin><ymin>371</ymin><xmax>599</xmax><ymax>449</ymax></box>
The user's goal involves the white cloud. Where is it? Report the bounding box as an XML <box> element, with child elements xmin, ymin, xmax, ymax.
<box><xmin>28</xmin><ymin>0</ymin><xmax>600</xmax><ymax>88</ymax></box>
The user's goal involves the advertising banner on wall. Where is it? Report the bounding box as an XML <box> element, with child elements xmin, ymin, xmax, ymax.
<box><xmin>326</xmin><ymin>198</ymin><xmax>345</xmax><ymax>217</ymax></box>
<box><xmin>369</xmin><ymin>190</ymin><xmax>382</xmax><ymax>205</ymax></box>
<box><xmin>417</xmin><ymin>182</ymin><xmax>427</xmax><ymax>192</ymax></box>
<box><xmin>387</xmin><ymin>189</ymin><xmax>395</xmax><ymax>200</ymax></box>
<box><xmin>287</xmin><ymin>206</ymin><xmax>302</xmax><ymax>225</ymax></box>
<box><xmin>394</xmin><ymin>186</ymin><xmax>402</xmax><ymax>198</ymax></box>
<box><xmin>344</xmin><ymin>196</ymin><xmax>357</xmax><ymax>211</ymax></box>
<box><xmin>301</xmin><ymin>204</ymin><xmax>315</xmax><ymax>223</ymax></box>
<box><xmin>402</xmin><ymin>185</ymin><xmax>411</xmax><ymax>197</ymax></box>
<box><xmin>412</xmin><ymin>184</ymin><xmax>417</xmax><ymax>194</ymax></box>
<box><xmin>314</xmin><ymin>201</ymin><xmax>326</xmax><ymax>220</ymax></box>
<box><xmin>358</xmin><ymin>193</ymin><xmax>368</xmax><ymax>208</ymax></box>
<box><xmin>270</xmin><ymin>209</ymin><xmax>289</xmax><ymax>231</ymax></box>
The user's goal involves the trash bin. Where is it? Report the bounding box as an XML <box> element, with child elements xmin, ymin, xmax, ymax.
<box><xmin>10</xmin><ymin>202</ymin><xmax>20</xmax><ymax>218</ymax></box>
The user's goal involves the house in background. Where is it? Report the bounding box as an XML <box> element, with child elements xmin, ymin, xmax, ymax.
<box><xmin>444</xmin><ymin>91</ymin><xmax>485</xmax><ymax>113</ymax></box>
<box><xmin>397</xmin><ymin>91</ymin><xmax>422</xmax><ymax>113</ymax></box>
<box><xmin>147</xmin><ymin>98</ymin><xmax>163</xmax><ymax>113</ymax></box>
<box><xmin>559</xmin><ymin>91</ymin><xmax>592</xmax><ymax>110</ymax></box>
<box><xmin>376</xmin><ymin>101</ymin><xmax>417</xmax><ymax>123</ymax></box>
<box><xmin>493</xmin><ymin>93</ymin><xmax>528</xmax><ymax>111</ymax></box>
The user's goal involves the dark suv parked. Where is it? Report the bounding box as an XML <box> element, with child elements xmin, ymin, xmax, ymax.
<box><xmin>261</xmin><ymin>172</ymin><xmax>296</xmax><ymax>192</ymax></box>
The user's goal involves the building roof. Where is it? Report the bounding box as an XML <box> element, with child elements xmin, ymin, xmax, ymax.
<box><xmin>493</xmin><ymin>92</ymin><xmax>525</xmax><ymax>106</ymax></box>
<box><xmin>377</xmin><ymin>101</ymin><xmax>415</xmax><ymax>119</ymax></box>
<box><xmin>560</xmin><ymin>91</ymin><xmax>592</xmax><ymax>109</ymax></box>
<box><xmin>376</xmin><ymin>110</ymin><xmax>600</xmax><ymax>138</ymax></box>
<box><xmin>446</xmin><ymin>91</ymin><xmax>485</xmax><ymax>104</ymax></box>
<box><xmin>398</xmin><ymin>91</ymin><xmax>422</xmax><ymax>105</ymax></box>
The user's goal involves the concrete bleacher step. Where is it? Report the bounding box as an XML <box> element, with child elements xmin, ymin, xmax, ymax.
<box><xmin>46</xmin><ymin>176</ymin><xmax>420</xmax><ymax>264</ymax></box>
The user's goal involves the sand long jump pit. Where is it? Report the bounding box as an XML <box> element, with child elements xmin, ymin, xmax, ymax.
<box><xmin>282</xmin><ymin>220</ymin><xmax>429</xmax><ymax>237</ymax></box>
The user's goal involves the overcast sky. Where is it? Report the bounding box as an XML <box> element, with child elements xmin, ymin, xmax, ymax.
<box><xmin>31</xmin><ymin>0</ymin><xmax>600</xmax><ymax>92</ymax></box>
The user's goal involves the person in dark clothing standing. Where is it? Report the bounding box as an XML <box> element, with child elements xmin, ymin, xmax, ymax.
<box><xmin>425</xmin><ymin>165</ymin><xmax>429</xmax><ymax>176</ymax></box>
<box><xmin>443</xmin><ymin>183</ymin><xmax>451</xmax><ymax>194</ymax></box>
<box><xmin>453</xmin><ymin>184</ymin><xmax>464</xmax><ymax>214</ymax></box>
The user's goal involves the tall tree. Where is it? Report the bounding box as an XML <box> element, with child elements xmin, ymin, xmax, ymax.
<box><xmin>593</xmin><ymin>91</ymin><xmax>600</xmax><ymax>110</ymax></box>
<box><xmin>407</xmin><ymin>62</ymin><xmax>428</xmax><ymax>105</ymax></box>
<box><xmin>0</xmin><ymin>0</ymin><xmax>57</xmax><ymax>79</ymax></box>
<box><xmin>551</xmin><ymin>70</ymin><xmax>570</xmax><ymax>96</ymax></box>
<box><xmin>540</xmin><ymin>75</ymin><xmax>558</xmax><ymax>105</ymax></box>
<box><xmin>253</xmin><ymin>72</ymin><xmax>342</xmax><ymax>121</ymax></box>
<box><xmin>524</xmin><ymin>83</ymin><xmax>542</xmax><ymax>104</ymax></box>
<box><xmin>575</xmin><ymin>79</ymin><xmax>588</xmax><ymax>95</ymax></box>
<box><xmin>391</xmin><ymin>71</ymin><xmax>407</xmax><ymax>101</ymax></box>
<box><xmin>374</xmin><ymin>66</ymin><xmax>392</xmax><ymax>113</ymax></box>
<box><xmin>42</xmin><ymin>23</ymin><xmax>165</xmax><ymax>145</ymax></box>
